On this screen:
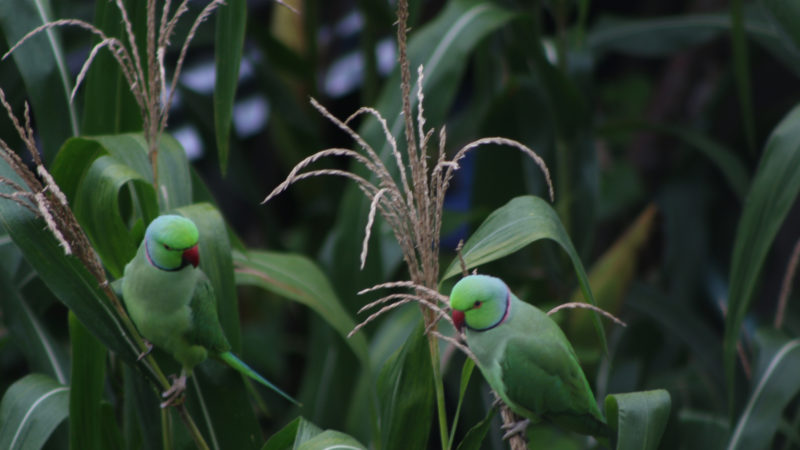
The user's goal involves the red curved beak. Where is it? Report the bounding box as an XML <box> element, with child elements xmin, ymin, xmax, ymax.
<box><xmin>452</xmin><ymin>309</ymin><xmax>465</xmax><ymax>332</ymax></box>
<box><xmin>182</xmin><ymin>245</ymin><xmax>199</xmax><ymax>268</ymax></box>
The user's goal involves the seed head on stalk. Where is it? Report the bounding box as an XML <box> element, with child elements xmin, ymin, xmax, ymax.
<box><xmin>262</xmin><ymin>63</ymin><xmax>554</xmax><ymax>336</ymax></box>
<box><xmin>3</xmin><ymin>0</ymin><xmax>225</xmax><ymax>202</ymax></box>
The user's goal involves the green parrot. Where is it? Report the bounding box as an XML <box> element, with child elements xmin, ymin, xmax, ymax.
<box><xmin>449</xmin><ymin>274</ymin><xmax>610</xmax><ymax>440</ymax></box>
<box><xmin>119</xmin><ymin>214</ymin><xmax>298</xmax><ymax>407</ymax></box>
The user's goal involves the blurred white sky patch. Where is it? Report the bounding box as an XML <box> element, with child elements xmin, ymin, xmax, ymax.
<box><xmin>181</xmin><ymin>56</ymin><xmax>254</xmax><ymax>94</ymax></box>
<box><xmin>173</xmin><ymin>125</ymin><xmax>203</xmax><ymax>161</ymax></box>
<box><xmin>234</xmin><ymin>95</ymin><xmax>270</xmax><ymax>138</ymax></box>
<box><xmin>324</xmin><ymin>37</ymin><xmax>396</xmax><ymax>98</ymax></box>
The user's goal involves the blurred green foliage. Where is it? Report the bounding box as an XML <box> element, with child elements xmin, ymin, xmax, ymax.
<box><xmin>0</xmin><ymin>0</ymin><xmax>799</xmax><ymax>449</ymax></box>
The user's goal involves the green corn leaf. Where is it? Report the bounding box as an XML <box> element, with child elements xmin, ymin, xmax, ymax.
<box><xmin>440</xmin><ymin>195</ymin><xmax>607</xmax><ymax>355</ymax></box>
<box><xmin>448</xmin><ymin>357</ymin><xmax>475</xmax><ymax>449</ymax></box>
<box><xmin>233</xmin><ymin>249</ymin><xmax>369</xmax><ymax>364</ymax></box>
<box><xmin>730</xmin><ymin>0</ymin><xmax>756</xmax><ymax>153</ymax></box>
<box><xmin>377</xmin><ymin>322</ymin><xmax>434</xmax><ymax>450</ymax></box>
<box><xmin>123</xmin><ymin>365</ymin><xmax>162</xmax><ymax>450</ymax></box>
<box><xmin>297</xmin><ymin>431</ymin><xmax>367</xmax><ymax>450</ymax></box>
<box><xmin>762</xmin><ymin>0</ymin><xmax>800</xmax><ymax>51</ymax></box>
<box><xmin>80</xmin><ymin>0</ymin><xmax>143</xmax><ymax>134</ymax></box>
<box><xmin>261</xmin><ymin>416</ymin><xmax>366</xmax><ymax>450</ymax></box>
<box><xmin>605</xmin><ymin>389</ymin><xmax>672</xmax><ymax>450</ymax></box>
<box><xmin>678</xmin><ymin>410</ymin><xmax>728</xmax><ymax>450</ymax></box>
<box><xmin>262</xmin><ymin>416</ymin><xmax>322</xmax><ymax>450</ymax></box>
<box><xmin>214</xmin><ymin>0</ymin><xmax>247</xmax><ymax>174</ymax></box>
<box><xmin>727</xmin><ymin>334</ymin><xmax>800</xmax><ymax>450</ymax></box>
<box><xmin>588</xmin><ymin>14</ymin><xmax>725</xmax><ymax>57</ymax></box>
<box><xmin>0</xmin><ymin>159</ymin><xmax>141</xmax><ymax>368</ymax></box>
<box><xmin>0</xmin><ymin>0</ymin><xmax>77</xmax><ymax>161</ymax></box>
<box><xmin>588</xmin><ymin>8</ymin><xmax>800</xmax><ymax>78</ymax></box>
<box><xmin>455</xmin><ymin>405</ymin><xmax>497</xmax><ymax>450</ymax></box>
<box><xmin>567</xmin><ymin>204</ymin><xmax>657</xmax><ymax>346</ymax></box>
<box><xmin>724</xmin><ymin>103</ymin><xmax>800</xmax><ymax>404</ymax></box>
<box><xmin>68</xmin><ymin>312</ymin><xmax>109</xmax><ymax>450</ymax></box>
<box><xmin>52</xmin><ymin>133</ymin><xmax>192</xmax><ymax>213</ymax></box>
<box><xmin>73</xmin><ymin>155</ymin><xmax>158</xmax><ymax>278</ymax></box>
<box><xmin>0</xmin><ymin>257</ymin><xmax>69</xmax><ymax>384</ymax></box>
<box><xmin>0</xmin><ymin>374</ymin><xmax>70</xmax><ymax>450</ymax></box>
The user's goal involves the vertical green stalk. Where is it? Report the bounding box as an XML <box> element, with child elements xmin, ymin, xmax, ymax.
<box><xmin>161</xmin><ymin>409</ymin><xmax>173</xmax><ymax>450</ymax></box>
<box><xmin>427</xmin><ymin>331</ymin><xmax>450</xmax><ymax>450</ymax></box>
<box><xmin>730</xmin><ymin>0</ymin><xmax>756</xmax><ymax>154</ymax></box>
<box><xmin>356</xmin><ymin>0</ymin><xmax>380</xmax><ymax>105</ymax></box>
<box><xmin>576</xmin><ymin>0</ymin><xmax>591</xmax><ymax>42</ymax></box>
<box><xmin>549</xmin><ymin>1</ymin><xmax>574</xmax><ymax>236</ymax></box>
<box><xmin>553</xmin><ymin>0</ymin><xmax>569</xmax><ymax>72</ymax></box>
<box><xmin>555</xmin><ymin>139</ymin><xmax>572</xmax><ymax>235</ymax></box>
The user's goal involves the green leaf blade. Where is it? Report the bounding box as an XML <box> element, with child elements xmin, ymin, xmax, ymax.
<box><xmin>727</xmin><ymin>336</ymin><xmax>800</xmax><ymax>450</ymax></box>
<box><xmin>724</xmin><ymin>103</ymin><xmax>800</xmax><ymax>403</ymax></box>
<box><xmin>214</xmin><ymin>0</ymin><xmax>247</xmax><ymax>175</ymax></box>
<box><xmin>68</xmin><ymin>312</ymin><xmax>109</xmax><ymax>450</ymax></box>
<box><xmin>377</xmin><ymin>323</ymin><xmax>434</xmax><ymax>450</ymax></box>
<box><xmin>605</xmin><ymin>389</ymin><xmax>672</xmax><ymax>450</ymax></box>
<box><xmin>0</xmin><ymin>374</ymin><xmax>70</xmax><ymax>450</ymax></box>
<box><xmin>0</xmin><ymin>259</ymin><xmax>69</xmax><ymax>384</ymax></box>
<box><xmin>234</xmin><ymin>249</ymin><xmax>368</xmax><ymax>364</ymax></box>
<box><xmin>73</xmin><ymin>155</ymin><xmax>157</xmax><ymax>278</ymax></box>
<box><xmin>80</xmin><ymin>0</ymin><xmax>143</xmax><ymax>134</ymax></box>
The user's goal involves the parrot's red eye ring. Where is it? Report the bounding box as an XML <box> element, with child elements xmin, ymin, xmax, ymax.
<box><xmin>474</xmin><ymin>300</ymin><xmax>482</xmax><ymax>308</ymax></box>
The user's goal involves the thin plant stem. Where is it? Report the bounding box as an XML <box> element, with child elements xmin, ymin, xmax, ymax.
<box><xmin>428</xmin><ymin>334</ymin><xmax>450</xmax><ymax>450</ymax></box>
<box><xmin>161</xmin><ymin>408</ymin><xmax>173</xmax><ymax>450</ymax></box>
<box><xmin>177</xmin><ymin>404</ymin><xmax>210</xmax><ymax>450</ymax></box>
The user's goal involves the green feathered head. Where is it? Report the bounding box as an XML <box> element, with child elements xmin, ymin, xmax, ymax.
<box><xmin>450</xmin><ymin>274</ymin><xmax>510</xmax><ymax>332</ymax></box>
<box><xmin>144</xmin><ymin>215</ymin><xmax>200</xmax><ymax>271</ymax></box>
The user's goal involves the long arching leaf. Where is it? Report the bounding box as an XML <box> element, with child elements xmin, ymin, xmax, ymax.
<box><xmin>234</xmin><ymin>249</ymin><xmax>369</xmax><ymax>364</ymax></box>
<box><xmin>0</xmin><ymin>258</ymin><xmax>69</xmax><ymax>384</ymax></box>
<box><xmin>214</xmin><ymin>0</ymin><xmax>247</xmax><ymax>174</ymax></box>
<box><xmin>68</xmin><ymin>312</ymin><xmax>112</xmax><ymax>450</ymax></box>
<box><xmin>724</xmin><ymin>103</ymin><xmax>800</xmax><ymax>403</ymax></box>
<box><xmin>0</xmin><ymin>374</ymin><xmax>69</xmax><ymax>450</ymax></box>
<box><xmin>727</xmin><ymin>336</ymin><xmax>800</xmax><ymax>450</ymax></box>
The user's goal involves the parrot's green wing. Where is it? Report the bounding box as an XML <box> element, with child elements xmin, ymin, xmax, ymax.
<box><xmin>500</xmin><ymin>333</ymin><xmax>609</xmax><ymax>437</ymax></box>
<box><xmin>186</xmin><ymin>272</ymin><xmax>231</xmax><ymax>354</ymax></box>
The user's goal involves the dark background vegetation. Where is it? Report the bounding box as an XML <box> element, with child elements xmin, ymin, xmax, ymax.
<box><xmin>0</xmin><ymin>0</ymin><xmax>799</xmax><ymax>449</ymax></box>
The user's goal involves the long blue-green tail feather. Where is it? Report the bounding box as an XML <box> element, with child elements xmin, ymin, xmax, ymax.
<box><xmin>219</xmin><ymin>351</ymin><xmax>301</xmax><ymax>406</ymax></box>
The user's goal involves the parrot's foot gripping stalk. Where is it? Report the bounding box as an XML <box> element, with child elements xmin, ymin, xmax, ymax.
<box><xmin>501</xmin><ymin>418</ymin><xmax>531</xmax><ymax>441</ymax></box>
<box><xmin>160</xmin><ymin>371</ymin><xmax>188</xmax><ymax>408</ymax></box>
